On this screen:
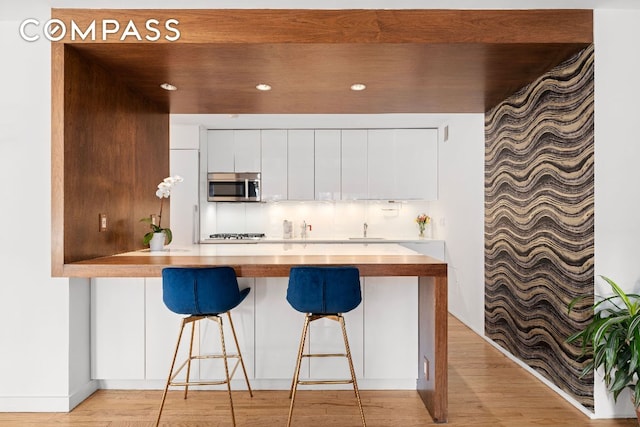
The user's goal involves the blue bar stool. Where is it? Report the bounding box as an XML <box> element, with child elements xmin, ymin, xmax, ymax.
<box><xmin>286</xmin><ymin>266</ymin><xmax>366</xmax><ymax>427</ymax></box>
<box><xmin>156</xmin><ymin>267</ymin><xmax>253</xmax><ymax>427</ymax></box>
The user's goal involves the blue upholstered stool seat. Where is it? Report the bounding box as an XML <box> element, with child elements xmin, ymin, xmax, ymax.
<box><xmin>163</xmin><ymin>266</ymin><xmax>250</xmax><ymax>315</ymax></box>
<box><xmin>156</xmin><ymin>267</ymin><xmax>252</xmax><ymax>427</ymax></box>
<box><xmin>286</xmin><ymin>266</ymin><xmax>366</xmax><ymax>427</ymax></box>
<box><xmin>287</xmin><ymin>266</ymin><xmax>361</xmax><ymax>314</ymax></box>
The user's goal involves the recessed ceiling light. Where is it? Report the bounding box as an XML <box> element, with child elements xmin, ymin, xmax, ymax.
<box><xmin>160</xmin><ymin>83</ymin><xmax>177</xmax><ymax>91</ymax></box>
<box><xmin>350</xmin><ymin>83</ymin><xmax>367</xmax><ymax>91</ymax></box>
<box><xmin>256</xmin><ymin>83</ymin><xmax>272</xmax><ymax>91</ymax></box>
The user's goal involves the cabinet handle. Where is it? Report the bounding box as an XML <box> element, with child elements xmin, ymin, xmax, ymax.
<box><xmin>192</xmin><ymin>204</ymin><xmax>199</xmax><ymax>244</ymax></box>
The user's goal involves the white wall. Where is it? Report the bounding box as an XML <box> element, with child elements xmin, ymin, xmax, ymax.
<box><xmin>429</xmin><ymin>116</ymin><xmax>487</xmax><ymax>333</ymax></box>
<box><xmin>593</xmin><ymin>9</ymin><xmax>640</xmax><ymax>418</ymax></box>
<box><xmin>0</xmin><ymin>1</ymin><xmax>95</xmax><ymax>411</ymax></box>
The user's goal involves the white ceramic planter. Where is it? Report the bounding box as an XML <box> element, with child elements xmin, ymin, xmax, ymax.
<box><xmin>149</xmin><ymin>232</ymin><xmax>166</xmax><ymax>252</ymax></box>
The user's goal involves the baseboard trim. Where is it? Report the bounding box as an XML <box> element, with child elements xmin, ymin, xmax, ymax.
<box><xmin>0</xmin><ymin>380</ymin><xmax>98</xmax><ymax>412</ymax></box>
<box><xmin>96</xmin><ymin>378</ymin><xmax>416</xmax><ymax>391</ymax></box>
<box><xmin>69</xmin><ymin>380</ymin><xmax>99</xmax><ymax>411</ymax></box>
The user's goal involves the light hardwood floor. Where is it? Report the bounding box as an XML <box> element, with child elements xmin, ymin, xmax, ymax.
<box><xmin>1</xmin><ymin>316</ymin><xmax>637</xmax><ymax>426</ymax></box>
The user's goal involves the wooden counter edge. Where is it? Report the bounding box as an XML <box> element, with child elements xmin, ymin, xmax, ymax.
<box><xmin>60</xmin><ymin>253</ymin><xmax>447</xmax><ymax>278</ymax></box>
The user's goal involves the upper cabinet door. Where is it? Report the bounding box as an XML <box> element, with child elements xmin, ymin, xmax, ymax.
<box><xmin>261</xmin><ymin>130</ymin><xmax>288</xmax><ymax>201</ymax></box>
<box><xmin>314</xmin><ymin>130</ymin><xmax>341</xmax><ymax>201</ymax></box>
<box><xmin>394</xmin><ymin>128</ymin><xmax>438</xmax><ymax>200</ymax></box>
<box><xmin>341</xmin><ymin>130</ymin><xmax>368</xmax><ymax>200</ymax></box>
<box><xmin>367</xmin><ymin>129</ymin><xmax>396</xmax><ymax>200</ymax></box>
<box><xmin>287</xmin><ymin>130</ymin><xmax>315</xmax><ymax>201</ymax></box>
<box><xmin>234</xmin><ymin>130</ymin><xmax>261</xmax><ymax>172</ymax></box>
<box><xmin>207</xmin><ymin>130</ymin><xmax>260</xmax><ymax>173</ymax></box>
<box><xmin>207</xmin><ymin>130</ymin><xmax>234</xmax><ymax>172</ymax></box>
<box><xmin>366</xmin><ymin>128</ymin><xmax>438</xmax><ymax>200</ymax></box>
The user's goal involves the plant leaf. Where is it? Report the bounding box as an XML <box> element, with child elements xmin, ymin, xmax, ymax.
<box><xmin>601</xmin><ymin>275</ymin><xmax>635</xmax><ymax>315</ymax></box>
<box><xmin>142</xmin><ymin>232</ymin><xmax>154</xmax><ymax>245</ymax></box>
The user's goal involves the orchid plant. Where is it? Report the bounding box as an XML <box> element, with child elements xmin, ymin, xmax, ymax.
<box><xmin>140</xmin><ymin>175</ymin><xmax>183</xmax><ymax>246</ymax></box>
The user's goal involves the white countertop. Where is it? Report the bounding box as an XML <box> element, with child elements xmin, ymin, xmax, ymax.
<box><xmin>126</xmin><ymin>242</ymin><xmax>420</xmax><ymax>257</ymax></box>
<box><xmin>201</xmin><ymin>237</ymin><xmax>442</xmax><ymax>244</ymax></box>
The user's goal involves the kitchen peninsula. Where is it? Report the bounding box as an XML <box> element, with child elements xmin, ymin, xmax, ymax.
<box><xmin>68</xmin><ymin>243</ymin><xmax>447</xmax><ymax>423</ymax></box>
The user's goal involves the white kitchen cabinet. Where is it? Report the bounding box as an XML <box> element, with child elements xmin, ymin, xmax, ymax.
<box><xmin>254</xmin><ymin>278</ymin><xmax>309</xmax><ymax>380</ymax></box>
<box><xmin>314</xmin><ymin>129</ymin><xmax>341</xmax><ymax>201</ymax></box>
<box><xmin>207</xmin><ymin>130</ymin><xmax>234</xmax><ymax>172</ymax></box>
<box><xmin>367</xmin><ymin>129</ymin><xmax>438</xmax><ymax>200</ymax></box>
<box><xmin>145</xmin><ymin>277</ymin><xmax>195</xmax><ymax>381</ymax></box>
<box><xmin>341</xmin><ymin>130</ymin><xmax>368</xmax><ymax>200</ymax></box>
<box><xmin>367</xmin><ymin>129</ymin><xmax>396</xmax><ymax>199</ymax></box>
<box><xmin>253</xmin><ymin>277</ymin><xmax>362</xmax><ymax>383</ymax></box>
<box><xmin>363</xmin><ymin>277</ymin><xmax>418</xmax><ymax>380</ymax></box>
<box><xmin>234</xmin><ymin>130</ymin><xmax>261</xmax><ymax>172</ymax></box>
<box><xmin>287</xmin><ymin>130</ymin><xmax>315</xmax><ymax>200</ymax></box>
<box><xmin>91</xmin><ymin>278</ymin><xmax>146</xmax><ymax>380</ymax></box>
<box><xmin>199</xmin><ymin>278</ymin><xmax>256</xmax><ymax>382</ymax></box>
<box><xmin>261</xmin><ymin>130</ymin><xmax>288</xmax><ymax>201</ymax></box>
<box><xmin>394</xmin><ymin>128</ymin><xmax>438</xmax><ymax>200</ymax></box>
<box><xmin>308</xmin><ymin>282</ymin><xmax>364</xmax><ymax>380</ymax></box>
<box><xmin>207</xmin><ymin>130</ymin><xmax>260</xmax><ymax>173</ymax></box>
<box><xmin>92</xmin><ymin>271</ymin><xmax>421</xmax><ymax>389</ymax></box>
<box><xmin>170</xmin><ymin>149</ymin><xmax>199</xmax><ymax>246</ymax></box>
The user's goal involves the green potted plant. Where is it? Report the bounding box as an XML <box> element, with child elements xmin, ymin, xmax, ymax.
<box><xmin>140</xmin><ymin>175</ymin><xmax>182</xmax><ymax>251</ymax></box>
<box><xmin>567</xmin><ymin>275</ymin><xmax>640</xmax><ymax>414</ymax></box>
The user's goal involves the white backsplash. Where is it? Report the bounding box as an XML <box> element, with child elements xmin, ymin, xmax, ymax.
<box><xmin>203</xmin><ymin>200</ymin><xmax>433</xmax><ymax>239</ymax></box>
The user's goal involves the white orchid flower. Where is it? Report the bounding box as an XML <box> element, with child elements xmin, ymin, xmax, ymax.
<box><xmin>163</xmin><ymin>175</ymin><xmax>183</xmax><ymax>185</ymax></box>
<box><xmin>142</xmin><ymin>176</ymin><xmax>182</xmax><ymax>246</ymax></box>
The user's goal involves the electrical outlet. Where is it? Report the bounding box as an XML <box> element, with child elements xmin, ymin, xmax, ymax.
<box><xmin>424</xmin><ymin>356</ymin><xmax>430</xmax><ymax>381</ymax></box>
<box><xmin>99</xmin><ymin>213</ymin><xmax>107</xmax><ymax>232</ymax></box>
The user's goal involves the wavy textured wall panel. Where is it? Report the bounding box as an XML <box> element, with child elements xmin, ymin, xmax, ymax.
<box><xmin>485</xmin><ymin>45</ymin><xmax>594</xmax><ymax>409</ymax></box>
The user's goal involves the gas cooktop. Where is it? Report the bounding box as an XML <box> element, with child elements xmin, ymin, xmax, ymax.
<box><xmin>208</xmin><ymin>233</ymin><xmax>265</xmax><ymax>240</ymax></box>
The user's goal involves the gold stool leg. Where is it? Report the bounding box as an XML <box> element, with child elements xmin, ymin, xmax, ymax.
<box><xmin>183</xmin><ymin>320</ymin><xmax>197</xmax><ymax>400</ymax></box>
<box><xmin>287</xmin><ymin>314</ymin><xmax>311</xmax><ymax>427</ymax></box>
<box><xmin>216</xmin><ymin>315</ymin><xmax>236</xmax><ymax>427</ymax></box>
<box><xmin>339</xmin><ymin>315</ymin><xmax>366</xmax><ymax>427</ymax></box>
<box><xmin>227</xmin><ymin>311</ymin><xmax>253</xmax><ymax>397</ymax></box>
<box><xmin>156</xmin><ymin>317</ymin><xmax>188</xmax><ymax>427</ymax></box>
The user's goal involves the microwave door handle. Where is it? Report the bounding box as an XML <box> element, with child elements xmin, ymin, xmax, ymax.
<box><xmin>245</xmin><ymin>179</ymin><xmax>249</xmax><ymax>200</ymax></box>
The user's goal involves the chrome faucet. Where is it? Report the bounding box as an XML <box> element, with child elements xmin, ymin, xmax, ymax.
<box><xmin>301</xmin><ymin>220</ymin><xmax>311</xmax><ymax>238</ymax></box>
<box><xmin>363</xmin><ymin>222</ymin><xmax>368</xmax><ymax>238</ymax></box>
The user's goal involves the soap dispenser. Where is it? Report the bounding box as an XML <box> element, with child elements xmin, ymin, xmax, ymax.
<box><xmin>283</xmin><ymin>220</ymin><xmax>293</xmax><ymax>239</ymax></box>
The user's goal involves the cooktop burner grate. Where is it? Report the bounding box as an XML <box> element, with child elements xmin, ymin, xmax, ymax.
<box><xmin>209</xmin><ymin>233</ymin><xmax>265</xmax><ymax>240</ymax></box>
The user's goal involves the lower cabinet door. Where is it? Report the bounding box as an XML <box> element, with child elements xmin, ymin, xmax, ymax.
<box><xmin>254</xmin><ymin>277</ymin><xmax>309</xmax><ymax>381</ymax></box>
<box><xmin>91</xmin><ymin>277</ymin><xmax>146</xmax><ymax>380</ymax></box>
<box><xmin>363</xmin><ymin>277</ymin><xmax>418</xmax><ymax>380</ymax></box>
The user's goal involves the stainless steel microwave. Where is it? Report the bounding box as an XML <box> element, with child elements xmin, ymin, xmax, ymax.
<box><xmin>207</xmin><ymin>172</ymin><xmax>261</xmax><ymax>202</ymax></box>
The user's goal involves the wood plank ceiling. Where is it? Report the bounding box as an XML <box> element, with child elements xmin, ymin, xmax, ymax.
<box><xmin>54</xmin><ymin>9</ymin><xmax>593</xmax><ymax>114</ymax></box>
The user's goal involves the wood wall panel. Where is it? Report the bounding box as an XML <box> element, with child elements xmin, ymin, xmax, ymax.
<box><xmin>50</xmin><ymin>9</ymin><xmax>592</xmax><ymax>114</ymax></box>
<box><xmin>59</xmin><ymin>46</ymin><xmax>168</xmax><ymax>265</ymax></box>
<box><xmin>51</xmin><ymin>9</ymin><xmax>593</xmax><ymax>44</ymax></box>
<box><xmin>484</xmin><ymin>46</ymin><xmax>594</xmax><ymax>409</ymax></box>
